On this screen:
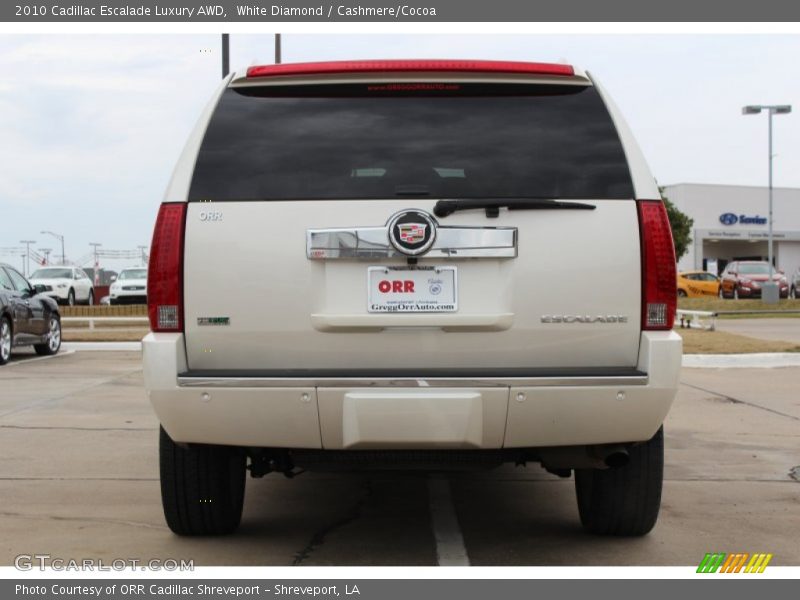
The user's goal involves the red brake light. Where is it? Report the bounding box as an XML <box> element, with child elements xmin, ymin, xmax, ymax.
<box><xmin>147</xmin><ymin>203</ymin><xmax>186</xmax><ymax>333</ymax></box>
<box><xmin>246</xmin><ymin>59</ymin><xmax>575</xmax><ymax>79</ymax></box>
<box><xmin>638</xmin><ymin>200</ymin><xmax>677</xmax><ymax>331</ymax></box>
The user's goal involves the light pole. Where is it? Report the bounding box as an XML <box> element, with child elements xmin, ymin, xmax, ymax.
<box><xmin>41</xmin><ymin>231</ymin><xmax>65</xmax><ymax>265</ymax></box>
<box><xmin>275</xmin><ymin>33</ymin><xmax>281</xmax><ymax>64</ymax></box>
<box><xmin>221</xmin><ymin>33</ymin><xmax>229</xmax><ymax>78</ymax></box>
<box><xmin>89</xmin><ymin>243</ymin><xmax>102</xmax><ymax>286</ymax></box>
<box><xmin>742</xmin><ymin>104</ymin><xmax>792</xmax><ymax>304</ymax></box>
<box><xmin>20</xmin><ymin>240</ymin><xmax>36</xmax><ymax>276</ymax></box>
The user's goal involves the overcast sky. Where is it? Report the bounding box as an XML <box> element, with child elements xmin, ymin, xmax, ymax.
<box><xmin>1</xmin><ymin>33</ymin><xmax>799</xmax><ymax>273</ymax></box>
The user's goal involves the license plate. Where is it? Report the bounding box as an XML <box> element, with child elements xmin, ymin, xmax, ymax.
<box><xmin>367</xmin><ymin>266</ymin><xmax>457</xmax><ymax>313</ymax></box>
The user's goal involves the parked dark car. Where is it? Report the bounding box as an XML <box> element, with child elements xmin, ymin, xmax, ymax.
<box><xmin>719</xmin><ymin>261</ymin><xmax>789</xmax><ymax>299</ymax></box>
<box><xmin>0</xmin><ymin>262</ymin><xmax>62</xmax><ymax>365</ymax></box>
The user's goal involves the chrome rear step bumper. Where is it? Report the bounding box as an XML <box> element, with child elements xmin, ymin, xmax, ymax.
<box><xmin>143</xmin><ymin>331</ymin><xmax>681</xmax><ymax>449</ymax></box>
<box><xmin>177</xmin><ymin>367</ymin><xmax>648</xmax><ymax>389</ymax></box>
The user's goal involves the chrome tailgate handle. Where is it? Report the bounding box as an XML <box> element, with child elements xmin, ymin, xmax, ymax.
<box><xmin>307</xmin><ymin>225</ymin><xmax>517</xmax><ymax>259</ymax></box>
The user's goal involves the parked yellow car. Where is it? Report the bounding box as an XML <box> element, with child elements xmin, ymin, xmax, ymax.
<box><xmin>677</xmin><ymin>270</ymin><xmax>720</xmax><ymax>298</ymax></box>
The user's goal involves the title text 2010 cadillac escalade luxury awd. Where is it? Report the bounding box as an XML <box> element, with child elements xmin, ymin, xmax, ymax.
<box><xmin>143</xmin><ymin>59</ymin><xmax>681</xmax><ymax>537</ymax></box>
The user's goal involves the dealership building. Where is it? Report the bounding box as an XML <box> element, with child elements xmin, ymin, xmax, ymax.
<box><xmin>663</xmin><ymin>183</ymin><xmax>800</xmax><ymax>277</ymax></box>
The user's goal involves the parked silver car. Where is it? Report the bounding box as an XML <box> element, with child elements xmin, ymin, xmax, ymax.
<box><xmin>29</xmin><ymin>266</ymin><xmax>95</xmax><ymax>306</ymax></box>
<box><xmin>791</xmin><ymin>267</ymin><xmax>800</xmax><ymax>299</ymax></box>
<box><xmin>109</xmin><ymin>268</ymin><xmax>147</xmax><ymax>305</ymax></box>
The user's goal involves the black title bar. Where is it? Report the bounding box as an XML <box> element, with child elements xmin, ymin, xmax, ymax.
<box><xmin>4</xmin><ymin>0</ymin><xmax>800</xmax><ymax>22</ymax></box>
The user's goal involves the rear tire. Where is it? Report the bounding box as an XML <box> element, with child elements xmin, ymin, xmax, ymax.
<box><xmin>574</xmin><ymin>426</ymin><xmax>664</xmax><ymax>536</ymax></box>
<box><xmin>67</xmin><ymin>289</ymin><xmax>75</xmax><ymax>306</ymax></box>
<box><xmin>0</xmin><ymin>317</ymin><xmax>11</xmax><ymax>365</ymax></box>
<box><xmin>677</xmin><ymin>289</ymin><xmax>687</xmax><ymax>298</ymax></box>
<box><xmin>34</xmin><ymin>315</ymin><xmax>61</xmax><ymax>356</ymax></box>
<box><xmin>159</xmin><ymin>426</ymin><xmax>246</xmax><ymax>536</ymax></box>
<box><xmin>87</xmin><ymin>290</ymin><xmax>94</xmax><ymax>306</ymax></box>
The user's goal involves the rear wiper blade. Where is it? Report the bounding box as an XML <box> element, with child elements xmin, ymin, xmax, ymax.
<box><xmin>433</xmin><ymin>198</ymin><xmax>596</xmax><ymax>218</ymax></box>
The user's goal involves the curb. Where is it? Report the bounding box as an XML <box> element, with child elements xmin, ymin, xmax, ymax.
<box><xmin>683</xmin><ymin>353</ymin><xmax>800</xmax><ymax>368</ymax></box>
<box><xmin>61</xmin><ymin>305</ymin><xmax>147</xmax><ymax>317</ymax></box>
<box><xmin>62</xmin><ymin>342</ymin><xmax>142</xmax><ymax>352</ymax></box>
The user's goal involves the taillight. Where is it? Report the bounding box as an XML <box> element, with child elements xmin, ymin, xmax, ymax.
<box><xmin>147</xmin><ymin>203</ymin><xmax>186</xmax><ymax>332</ymax></box>
<box><xmin>637</xmin><ymin>200</ymin><xmax>677</xmax><ymax>330</ymax></box>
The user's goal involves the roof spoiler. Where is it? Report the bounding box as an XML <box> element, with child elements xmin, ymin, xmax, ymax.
<box><xmin>245</xmin><ymin>59</ymin><xmax>576</xmax><ymax>79</ymax></box>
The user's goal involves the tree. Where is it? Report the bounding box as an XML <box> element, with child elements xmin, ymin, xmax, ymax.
<box><xmin>659</xmin><ymin>188</ymin><xmax>693</xmax><ymax>262</ymax></box>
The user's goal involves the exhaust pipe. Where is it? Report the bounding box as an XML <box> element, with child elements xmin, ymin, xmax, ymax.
<box><xmin>538</xmin><ymin>445</ymin><xmax>632</xmax><ymax>471</ymax></box>
<box><xmin>604</xmin><ymin>450</ymin><xmax>630</xmax><ymax>469</ymax></box>
<box><xmin>587</xmin><ymin>444</ymin><xmax>630</xmax><ymax>469</ymax></box>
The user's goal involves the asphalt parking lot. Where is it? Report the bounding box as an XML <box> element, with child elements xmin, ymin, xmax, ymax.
<box><xmin>1</xmin><ymin>348</ymin><xmax>798</xmax><ymax>567</ymax></box>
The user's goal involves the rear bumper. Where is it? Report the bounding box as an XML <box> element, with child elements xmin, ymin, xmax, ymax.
<box><xmin>143</xmin><ymin>331</ymin><xmax>681</xmax><ymax>450</ymax></box>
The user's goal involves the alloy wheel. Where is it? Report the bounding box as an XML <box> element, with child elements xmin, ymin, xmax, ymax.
<box><xmin>48</xmin><ymin>318</ymin><xmax>61</xmax><ymax>352</ymax></box>
<box><xmin>0</xmin><ymin>320</ymin><xmax>10</xmax><ymax>362</ymax></box>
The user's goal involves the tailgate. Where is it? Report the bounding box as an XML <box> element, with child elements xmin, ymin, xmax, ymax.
<box><xmin>183</xmin><ymin>199</ymin><xmax>641</xmax><ymax>371</ymax></box>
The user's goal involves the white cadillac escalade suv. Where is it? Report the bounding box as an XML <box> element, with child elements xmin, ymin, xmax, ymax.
<box><xmin>143</xmin><ymin>59</ymin><xmax>681</xmax><ymax>537</ymax></box>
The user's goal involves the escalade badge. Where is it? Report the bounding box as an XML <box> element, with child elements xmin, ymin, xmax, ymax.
<box><xmin>388</xmin><ymin>210</ymin><xmax>437</xmax><ymax>256</ymax></box>
<box><xmin>541</xmin><ymin>315</ymin><xmax>628</xmax><ymax>324</ymax></box>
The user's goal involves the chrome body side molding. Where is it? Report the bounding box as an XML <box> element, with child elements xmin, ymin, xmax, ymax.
<box><xmin>307</xmin><ymin>225</ymin><xmax>517</xmax><ymax>259</ymax></box>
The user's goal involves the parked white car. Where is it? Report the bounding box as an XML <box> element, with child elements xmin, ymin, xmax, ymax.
<box><xmin>144</xmin><ymin>59</ymin><xmax>681</xmax><ymax>537</ymax></box>
<box><xmin>29</xmin><ymin>266</ymin><xmax>94</xmax><ymax>306</ymax></box>
<box><xmin>109</xmin><ymin>268</ymin><xmax>148</xmax><ymax>305</ymax></box>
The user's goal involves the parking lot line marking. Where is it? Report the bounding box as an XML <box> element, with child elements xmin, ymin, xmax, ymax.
<box><xmin>3</xmin><ymin>349</ymin><xmax>75</xmax><ymax>367</ymax></box>
<box><xmin>428</xmin><ymin>476</ymin><xmax>470</xmax><ymax>566</ymax></box>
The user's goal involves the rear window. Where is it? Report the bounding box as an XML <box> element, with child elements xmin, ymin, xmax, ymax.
<box><xmin>189</xmin><ymin>83</ymin><xmax>633</xmax><ymax>201</ymax></box>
